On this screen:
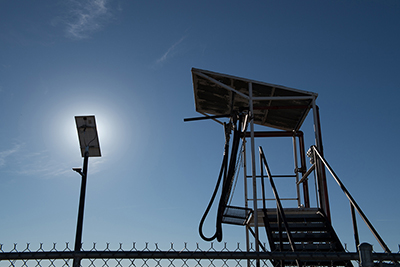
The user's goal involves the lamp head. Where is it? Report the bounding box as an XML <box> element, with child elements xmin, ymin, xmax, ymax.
<box><xmin>72</xmin><ymin>167</ymin><xmax>82</xmax><ymax>173</ymax></box>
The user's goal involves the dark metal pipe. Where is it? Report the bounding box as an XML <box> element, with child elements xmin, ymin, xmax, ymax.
<box><xmin>73</xmin><ymin>149</ymin><xmax>89</xmax><ymax>267</ymax></box>
<box><xmin>298</xmin><ymin>132</ymin><xmax>310</xmax><ymax>207</ymax></box>
<box><xmin>315</xmin><ymin>106</ymin><xmax>330</xmax><ymax>221</ymax></box>
<box><xmin>183</xmin><ymin>114</ymin><xmax>230</xmax><ymax>122</ymax></box>
<box><xmin>245</xmin><ymin>131</ymin><xmax>303</xmax><ymax>138</ymax></box>
<box><xmin>350</xmin><ymin>202</ymin><xmax>360</xmax><ymax>251</ymax></box>
<box><xmin>253</xmin><ymin>105</ymin><xmax>309</xmax><ymax>110</ymax></box>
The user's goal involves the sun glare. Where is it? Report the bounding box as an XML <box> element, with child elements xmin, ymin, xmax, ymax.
<box><xmin>42</xmin><ymin>97</ymin><xmax>131</xmax><ymax>163</ymax></box>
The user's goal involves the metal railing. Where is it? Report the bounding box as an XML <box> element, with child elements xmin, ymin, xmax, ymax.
<box><xmin>298</xmin><ymin>145</ymin><xmax>392</xmax><ymax>254</ymax></box>
<box><xmin>259</xmin><ymin>146</ymin><xmax>300</xmax><ymax>267</ymax></box>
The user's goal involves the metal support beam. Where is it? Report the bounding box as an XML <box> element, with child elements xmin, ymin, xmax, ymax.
<box><xmin>248</xmin><ymin>82</ymin><xmax>260</xmax><ymax>267</ymax></box>
<box><xmin>73</xmin><ymin>147</ymin><xmax>89</xmax><ymax>267</ymax></box>
<box><xmin>311</xmin><ymin>99</ymin><xmax>330</xmax><ymax>221</ymax></box>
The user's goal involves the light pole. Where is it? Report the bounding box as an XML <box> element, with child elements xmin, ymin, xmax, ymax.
<box><xmin>73</xmin><ymin>115</ymin><xmax>101</xmax><ymax>267</ymax></box>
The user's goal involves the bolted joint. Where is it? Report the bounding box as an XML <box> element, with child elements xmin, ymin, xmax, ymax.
<box><xmin>306</xmin><ymin>147</ymin><xmax>315</xmax><ymax>164</ymax></box>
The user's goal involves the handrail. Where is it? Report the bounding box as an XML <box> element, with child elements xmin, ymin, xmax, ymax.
<box><xmin>310</xmin><ymin>145</ymin><xmax>391</xmax><ymax>254</ymax></box>
<box><xmin>259</xmin><ymin>147</ymin><xmax>300</xmax><ymax>267</ymax></box>
<box><xmin>296</xmin><ymin>164</ymin><xmax>315</xmax><ymax>185</ymax></box>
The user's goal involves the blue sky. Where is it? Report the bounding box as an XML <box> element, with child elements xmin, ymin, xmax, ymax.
<box><xmin>0</xmin><ymin>0</ymin><xmax>399</xmax><ymax>253</ymax></box>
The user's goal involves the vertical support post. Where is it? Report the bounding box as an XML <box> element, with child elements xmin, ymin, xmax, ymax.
<box><xmin>249</xmin><ymin>82</ymin><xmax>260</xmax><ymax>267</ymax></box>
<box><xmin>351</xmin><ymin>202</ymin><xmax>360</xmax><ymax>252</ymax></box>
<box><xmin>292</xmin><ymin>134</ymin><xmax>301</xmax><ymax>207</ymax></box>
<box><xmin>298</xmin><ymin>133</ymin><xmax>310</xmax><ymax>207</ymax></box>
<box><xmin>359</xmin><ymin>243</ymin><xmax>374</xmax><ymax>267</ymax></box>
<box><xmin>73</xmin><ymin>147</ymin><xmax>89</xmax><ymax>267</ymax></box>
<box><xmin>311</xmin><ymin>98</ymin><xmax>330</xmax><ymax>220</ymax></box>
<box><xmin>243</xmin><ymin>139</ymin><xmax>251</xmax><ymax>267</ymax></box>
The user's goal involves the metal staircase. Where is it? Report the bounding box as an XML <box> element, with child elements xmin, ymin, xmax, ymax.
<box><xmin>257</xmin><ymin>208</ymin><xmax>352</xmax><ymax>267</ymax></box>
<box><xmin>244</xmin><ymin>147</ymin><xmax>352</xmax><ymax>267</ymax></box>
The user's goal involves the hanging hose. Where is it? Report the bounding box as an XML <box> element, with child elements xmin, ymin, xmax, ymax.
<box><xmin>198</xmin><ymin>114</ymin><xmax>243</xmax><ymax>242</ymax></box>
<box><xmin>198</xmin><ymin>123</ymin><xmax>230</xmax><ymax>241</ymax></box>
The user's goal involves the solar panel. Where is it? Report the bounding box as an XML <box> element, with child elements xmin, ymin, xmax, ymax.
<box><xmin>192</xmin><ymin>68</ymin><xmax>318</xmax><ymax>131</ymax></box>
<box><xmin>75</xmin><ymin>115</ymin><xmax>101</xmax><ymax>157</ymax></box>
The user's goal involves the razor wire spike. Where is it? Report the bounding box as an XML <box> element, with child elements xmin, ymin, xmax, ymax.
<box><xmin>64</xmin><ymin>242</ymin><xmax>70</xmax><ymax>252</ymax></box>
<box><xmin>119</xmin><ymin>243</ymin><xmax>123</xmax><ymax>250</ymax></box>
<box><xmin>13</xmin><ymin>243</ymin><xmax>17</xmax><ymax>251</ymax></box>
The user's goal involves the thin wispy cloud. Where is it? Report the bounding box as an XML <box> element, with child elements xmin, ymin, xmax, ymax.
<box><xmin>14</xmin><ymin>149</ymin><xmax>106</xmax><ymax>178</ymax></box>
<box><xmin>64</xmin><ymin>0</ymin><xmax>112</xmax><ymax>39</ymax></box>
<box><xmin>14</xmin><ymin>151</ymin><xmax>68</xmax><ymax>177</ymax></box>
<box><xmin>0</xmin><ymin>144</ymin><xmax>21</xmax><ymax>167</ymax></box>
<box><xmin>1</xmin><ymin>144</ymin><xmax>79</xmax><ymax>178</ymax></box>
<box><xmin>0</xmin><ymin>138</ymin><xmax>108</xmax><ymax>178</ymax></box>
<box><xmin>156</xmin><ymin>36</ymin><xmax>187</xmax><ymax>65</ymax></box>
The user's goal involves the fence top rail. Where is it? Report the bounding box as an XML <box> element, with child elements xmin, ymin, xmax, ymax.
<box><xmin>1</xmin><ymin>250</ymin><xmax>400</xmax><ymax>262</ymax></box>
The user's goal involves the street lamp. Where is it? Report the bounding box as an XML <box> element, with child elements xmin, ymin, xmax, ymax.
<box><xmin>73</xmin><ymin>115</ymin><xmax>101</xmax><ymax>267</ymax></box>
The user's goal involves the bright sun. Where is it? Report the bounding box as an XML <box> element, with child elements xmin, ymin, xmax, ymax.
<box><xmin>41</xmin><ymin>97</ymin><xmax>130</xmax><ymax>162</ymax></box>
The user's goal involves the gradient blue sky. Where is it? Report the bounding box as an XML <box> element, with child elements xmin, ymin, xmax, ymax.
<box><xmin>1</xmin><ymin>0</ymin><xmax>399</xmax><ymax>253</ymax></box>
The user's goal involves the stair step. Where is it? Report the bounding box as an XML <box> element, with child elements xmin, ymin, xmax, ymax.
<box><xmin>249</xmin><ymin>208</ymin><xmax>325</xmax><ymax>227</ymax></box>
<box><xmin>267</xmin><ymin>221</ymin><xmax>327</xmax><ymax>231</ymax></box>
<box><xmin>277</xmin><ymin>243</ymin><xmax>341</xmax><ymax>252</ymax></box>
<box><xmin>265</xmin><ymin>212</ymin><xmax>323</xmax><ymax>222</ymax></box>
<box><xmin>270</xmin><ymin>232</ymin><xmax>332</xmax><ymax>242</ymax></box>
<box><xmin>278</xmin><ymin>259</ymin><xmax>351</xmax><ymax>267</ymax></box>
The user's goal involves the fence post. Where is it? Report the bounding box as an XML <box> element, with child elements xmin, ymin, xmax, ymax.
<box><xmin>359</xmin><ymin>243</ymin><xmax>374</xmax><ymax>267</ymax></box>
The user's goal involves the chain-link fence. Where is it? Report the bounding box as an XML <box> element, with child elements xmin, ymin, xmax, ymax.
<box><xmin>1</xmin><ymin>242</ymin><xmax>256</xmax><ymax>267</ymax></box>
<box><xmin>1</xmin><ymin>242</ymin><xmax>399</xmax><ymax>267</ymax></box>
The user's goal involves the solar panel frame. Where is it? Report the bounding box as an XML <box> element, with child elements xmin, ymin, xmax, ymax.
<box><xmin>75</xmin><ymin>115</ymin><xmax>101</xmax><ymax>157</ymax></box>
<box><xmin>192</xmin><ymin>68</ymin><xmax>318</xmax><ymax>131</ymax></box>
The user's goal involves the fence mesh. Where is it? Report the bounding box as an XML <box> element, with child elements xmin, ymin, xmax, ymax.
<box><xmin>0</xmin><ymin>242</ymin><xmax>267</xmax><ymax>267</ymax></box>
<box><xmin>1</xmin><ymin>242</ymin><xmax>399</xmax><ymax>267</ymax></box>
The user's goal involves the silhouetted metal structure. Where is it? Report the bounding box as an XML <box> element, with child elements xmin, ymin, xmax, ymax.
<box><xmin>187</xmin><ymin>68</ymin><xmax>395</xmax><ymax>267</ymax></box>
